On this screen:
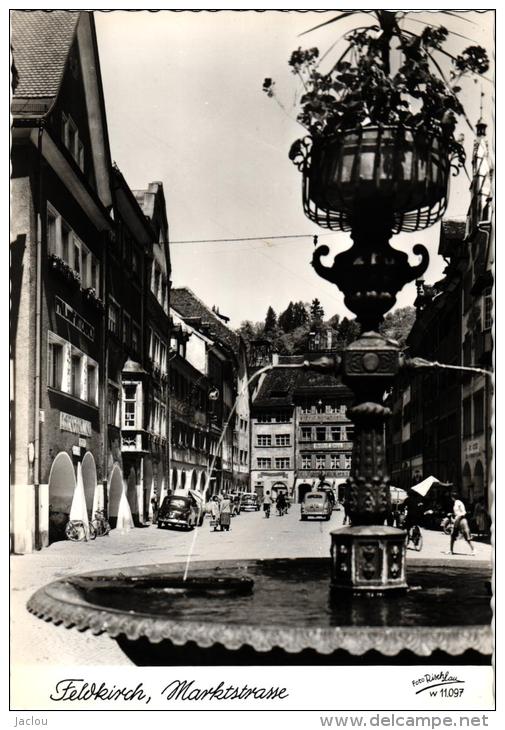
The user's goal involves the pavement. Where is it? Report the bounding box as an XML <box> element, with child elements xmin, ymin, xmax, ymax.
<box><xmin>11</xmin><ymin>507</ymin><xmax>492</xmax><ymax>667</ymax></box>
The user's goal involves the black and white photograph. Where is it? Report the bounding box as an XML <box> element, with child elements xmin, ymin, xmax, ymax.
<box><xmin>9</xmin><ymin>5</ymin><xmax>496</xmax><ymax>720</ymax></box>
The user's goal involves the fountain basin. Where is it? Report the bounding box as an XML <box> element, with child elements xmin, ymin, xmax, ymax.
<box><xmin>27</xmin><ymin>558</ymin><xmax>492</xmax><ymax>665</ymax></box>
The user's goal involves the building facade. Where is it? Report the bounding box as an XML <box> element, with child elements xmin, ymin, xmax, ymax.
<box><xmin>10</xmin><ymin>10</ymin><xmax>174</xmax><ymax>550</ymax></box>
<box><xmin>11</xmin><ymin>11</ymin><xmax>114</xmax><ymax>552</ymax></box>
<box><xmin>386</xmin><ymin>119</ymin><xmax>493</xmax><ymax>508</ymax></box>
<box><xmin>249</xmin><ymin>333</ymin><xmax>354</xmax><ymax>503</ymax></box>
<box><xmin>170</xmin><ymin>288</ymin><xmax>251</xmax><ymax>497</ymax></box>
<box><xmin>460</xmin><ymin>117</ymin><xmax>493</xmax><ymax>508</ymax></box>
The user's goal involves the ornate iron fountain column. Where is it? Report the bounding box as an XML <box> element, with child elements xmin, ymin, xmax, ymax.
<box><xmin>311</xmin><ymin>206</ymin><xmax>429</xmax><ymax>592</ymax></box>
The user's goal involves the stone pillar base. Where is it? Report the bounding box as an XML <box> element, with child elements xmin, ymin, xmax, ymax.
<box><xmin>330</xmin><ymin>525</ymin><xmax>407</xmax><ymax>593</ymax></box>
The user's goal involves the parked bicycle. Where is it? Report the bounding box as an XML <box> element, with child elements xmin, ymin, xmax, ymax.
<box><xmin>91</xmin><ymin>509</ymin><xmax>111</xmax><ymax>537</ymax></box>
<box><xmin>65</xmin><ymin>520</ymin><xmax>96</xmax><ymax>542</ymax></box>
<box><xmin>406</xmin><ymin>524</ymin><xmax>423</xmax><ymax>551</ymax></box>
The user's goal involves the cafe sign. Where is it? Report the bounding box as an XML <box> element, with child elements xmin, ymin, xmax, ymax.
<box><xmin>60</xmin><ymin>411</ymin><xmax>92</xmax><ymax>436</ymax></box>
<box><xmin>465</xmin><ymin>440</ymin><xmax>481</xmax><ymax>456</ymax></box>
<box><xmin>55</xmin><ymin>297</ymin><xmax>94</xmax><ymax>341</ymax></box>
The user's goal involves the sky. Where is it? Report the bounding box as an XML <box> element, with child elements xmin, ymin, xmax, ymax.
<box><xmin>94</xmin><ymin>10</ymin><xmax>494</xmax><ymax>328</ymax></box>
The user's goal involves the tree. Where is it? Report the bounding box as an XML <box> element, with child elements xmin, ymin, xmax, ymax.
<box><xmin>278</xmin><ymin>302</ymin><xmax>296</xmax><ymax>332</ymax></box>
<box><xmin>337</xmin><ymin>317</ymin><xmax>361</xmax><ymax>345</ymax></box>
<box><xmin>264</xmin><ymin>306</ymin><xmax>278</xmax><ymax>334</ymax></box>
<box><xmin>310</xmin><ymin>298</ymin><xmax>325</xmax><ymax>321</ymax></box>
<box><xmin>292</xmin><ymin>301</ymin><xmax>309</xmax><ymax>328</ymax></box>
<box><xmin>379</xmin><ymin>306</ymin><xmax>416</xmax><ymax>347</ymax></box>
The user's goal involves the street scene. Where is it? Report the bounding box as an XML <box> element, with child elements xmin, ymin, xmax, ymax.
<box><xmin>12</xmin><ymin>506</ymin><xmax>492</xmax><ymax>666</ymax></box>
<box><xmin>10</xmin><ymin>8</ymin><xmax>494</xmax><ymax>681</ymax></box>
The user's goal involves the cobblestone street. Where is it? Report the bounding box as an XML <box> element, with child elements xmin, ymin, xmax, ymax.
<box><xmin>11</xmin><ymin>507</ymin><xmax>492</xmax><ymax>667</ymax></box>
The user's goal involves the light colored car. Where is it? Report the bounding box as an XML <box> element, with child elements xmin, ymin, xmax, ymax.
<box><xmin>240</xmin><ymin>493</ymin><xmax>260</xmax><ymax>511</ymax></box>
<box><xmin>301</xmin><ymin>491</ymin><xmax>332</xmax><ymax>521</ymax></box>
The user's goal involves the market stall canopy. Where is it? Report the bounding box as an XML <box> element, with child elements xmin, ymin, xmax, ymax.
<box><xmin>411</xmin><ymin>476</ymin><xmax>453</xmax><ymax>498</ymax></box>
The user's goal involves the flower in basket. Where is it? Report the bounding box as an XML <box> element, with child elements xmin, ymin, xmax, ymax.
<box><xmin>264</xmin><ymin>11</ymin><xmax>490</xmax><ymax>234</ymax></box>
<box><xmin>83</xmin><ymin>287</ymin><xmax>105</xmax><ymax>311</ymax></box>
<box><xmin>265</xmin><ymin>11</ymin><xmax>489</xmax><ymax>172</ymax></box>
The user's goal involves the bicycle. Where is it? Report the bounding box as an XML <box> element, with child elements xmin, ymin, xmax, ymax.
<box><xmin>91</xmin><ymin>509</ymin><xmax>111</xmax><ymax>537</ymax></box>
<box><xmin>65</xmin><ymin>520</ymin><xmax>96</xmax><ymax>542</ymax></box>
<box><xmin>406</xmin><ymin>524</ymin><xmax>423</xmax><ymax>551</ymax></box>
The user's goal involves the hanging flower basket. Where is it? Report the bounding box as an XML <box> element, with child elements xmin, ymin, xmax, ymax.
<box><xmin>83</xmin><ymin>287</ymin><xmax>105</xmax><ymax>313</ymax></box>
<box><xmin>294</xmin><ymin>125</ymin><xmax>451</xmax><ymax>233</ymax></box>
<box><xmin>48</xmin><ymin>254</ymin><xmax>81</xmax><ymax>286</ymax></box>
<box><xmin>265</xmin><ymin>11</ymin><xmax>490</xmax><ymax>234</ymax></box>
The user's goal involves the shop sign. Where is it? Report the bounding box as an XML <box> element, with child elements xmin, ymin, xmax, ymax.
<box><xmin>465</xmin><ymin>440</ymin><xmax>481</xmax><ymax>456</ymax></box>
<box><xmin>60</xmin><ymin>411</ymin><xmax>92</xmax><ymax>436</ymax></box>
<box><xmin>259</xmin><ymin>472</ymin><xmax>289</xmax><ymax>479</ymax></box>
<box><xmin>55</xmin><ymin>296</ymin><xmax>94</xmax><ymax>341</ymax></box>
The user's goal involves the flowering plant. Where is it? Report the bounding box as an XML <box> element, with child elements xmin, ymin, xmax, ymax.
<box><xmin>48</xmin><ymin>254</ymin><xmax>81</xmax><ymax>285</ymax></box>
<box><xmin>263</xmin><ymin>11</ymin><xmax>489</xmax><ymax>169</ymax></box>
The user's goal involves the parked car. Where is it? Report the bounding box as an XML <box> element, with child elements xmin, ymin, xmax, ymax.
<box><xmin>301</xmin><ymin>491</ymin><xmax>332</xmax><ymax>521</ymax></box>
<box><xmin>240</xmin><ymin>493</ymin><xmax>260</xmax><ymax>511</ymax></box>
<box><xmin>158</xmin><ymin>493</ymin><xmax>204</xmax><ymax>530</ymax></box>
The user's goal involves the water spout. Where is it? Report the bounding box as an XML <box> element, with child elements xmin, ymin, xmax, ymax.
<box><xmin>182</xmin><ymin>360</ymin><xmax>310</xmax><ymax>581</ymax></box>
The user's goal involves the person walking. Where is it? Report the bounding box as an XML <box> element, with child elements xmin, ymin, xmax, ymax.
<box><xmin>342</xmin><ymin>482</ymin><xmax>351</xmax><ymax>525</ymax></box>
<box><xmin>150</xmin><ymin>497</ymin><xmax>159</xmax><ymax>525</ymax></box>
<box><xmin>276</xmin><ymin>491</ymin><xmax>287</xmax><ymax>516</ymax></box>
<box><xmin>219</xmin><ymin>494</ymin><xmax>232</xmax><ymax>531</ymax></box>
<box><xmin>449</xmin><ymin>491</ymin><xmax>474</xmax><ymax>555</ymax></box>
<box><xmin>263</xmin><ymin>490</ymin><xmax>272</xmax><ymax>518</ymax></box>
<box><xmin>209</xmin><ymin>496</ymin><xmax>221</xmax><ymax>532</ymax></box>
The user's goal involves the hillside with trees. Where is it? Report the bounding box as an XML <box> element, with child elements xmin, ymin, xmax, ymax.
<box><xmin>236</xmin><ymin>302</ymin><xmax>416</xmax><ymax>356</ymax></box>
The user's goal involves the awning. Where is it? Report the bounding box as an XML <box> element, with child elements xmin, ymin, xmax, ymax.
<box><xmin>411</xmin><ymin>476</ymin><xmax>453</xmax><ymax>498</ymax></box>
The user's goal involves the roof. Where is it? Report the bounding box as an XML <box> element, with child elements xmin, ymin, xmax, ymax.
<box><xmin>440</xmin><ymin>219</ymin><xmax>466</xmax><ymax>240</ymax></box>
<box><xmin>171</xmin><ymin>287</ymin><xmax>240</xmax><ymax>358</ymax></box>
<box><xmin>252</xmin><ymin>359</ymin><xmax>351</xmax><ymax>409</ymax></box>
<box><xmin>11</xmin><ymin>10</ymin><xmax>79</xmax><ymax>113</ymax></box>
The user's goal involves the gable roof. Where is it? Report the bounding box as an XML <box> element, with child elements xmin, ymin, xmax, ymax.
<box><xmin>171</xmin><ymin>287</ymin><xmax>240</xmax><ymax>358</ymax></box>
<box><xmin>252</xmin><ymin>357</ymin><xmax>351</xmax><ymax>409</ymax></box>
<box><xmin>11</xmin><ymin>10</ymin><xmax>79</xmax><ymax>114</ymax></box>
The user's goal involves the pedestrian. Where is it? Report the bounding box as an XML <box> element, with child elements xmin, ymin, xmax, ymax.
<box><xmin>343</xmin><ymin>483</ymin><xmax>351</xmax><ymax>525</ymax></box>
<box><xmin>209</xmin><ymin>495</ymin><xmax>221</xmax><ymax>532</ymax></box>
<box><xmin>276</xmin><ymin>491</ymin><xmax>287</xmax><ymax>516</ymax></box>
<box><xmin>219</xmin><ymin>494</ymin><xmax>232</xmax><ymax>531</ymax></box>
<box><xmin>449</xmin><ymin>491</ymin><xmax>474</xmax><ymax>555</ymax></box>
<box><xmin>150</xmin><ymin>497</ymin><xmax>159</xmax><ymax>525</ymax></box>
<box><xmin>263</xmin><ymin>490</ymin><xmax>272</xmax><ymax>518</ymax></box>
